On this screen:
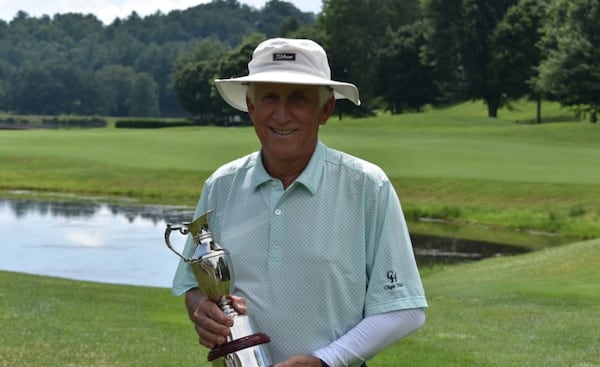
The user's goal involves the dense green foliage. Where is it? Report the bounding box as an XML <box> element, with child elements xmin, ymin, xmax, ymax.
<box><xmin>320</xmin><ymin>0</ymin><xmax>422</xmax><ymax>108</ymax></box>
<box><xmin>1</xmin><ymin>237</ymin><xmax>598</xmax><ymax>366</ymax></box>
<box><xmin>536</xmin><ymin>0</ymin><xmax>600</xmax><ymax>121</ymax></box>
<box><xmin>0</xmin><ymin>115</ymin><xmax>107</xmax><ymax>129</ymax></box>
<box><xmin>0</xmin><ymin>0</ymin><xmax>315</xmax><ymax>118</ymax></box>
<box><xmin>113</xmin><ymin>118</ymin><xmax>195</xmax><ymax>128</ymax></box>
<box><xmin>1</xmin><ymin>0</ymin><xmax>599</xmax><ymax>120</ymax></box>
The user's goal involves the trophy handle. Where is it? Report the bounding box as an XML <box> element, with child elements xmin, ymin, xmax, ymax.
<box><xmin>164</xmin><ymin>211</ymin><xmax>211</xmax><ymax>262</ymax></box>
<box><xmin>164</xmin><ymin>223</ymin><xmax>191</xmax><ymax>261</ymax></box>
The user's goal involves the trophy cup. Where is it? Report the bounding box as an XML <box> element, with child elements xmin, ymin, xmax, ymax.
<box><xmin>164</xmin><ymin>211</ymin><xmax>272</xmax><ymax>367</ymax></box>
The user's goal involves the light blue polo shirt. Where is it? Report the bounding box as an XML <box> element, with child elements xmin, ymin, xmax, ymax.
<box><xmin>172</xmin><ymin>140</ymin><xmax>427</xmax><ymax>364</ymax></box>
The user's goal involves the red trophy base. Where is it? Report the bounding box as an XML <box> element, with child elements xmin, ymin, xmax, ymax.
<box><xmin>208</xmin><ymin>332</ymin><xmax>271</xmax><ymax>365</ymax></box>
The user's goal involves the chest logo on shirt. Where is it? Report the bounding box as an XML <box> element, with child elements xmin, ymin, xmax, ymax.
<box><xmin>384</xmin><ymin>270</ymin><xmax>403</xmax><ymax>291</ymax></box>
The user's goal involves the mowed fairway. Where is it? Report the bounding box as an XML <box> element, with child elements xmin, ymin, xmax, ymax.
<box><xmin>375</xmin><ymin>238</ymin><xmax>600</xmax><ymax>367</ymax></box>
<box><xmin>1</xmin><ymin>239</ymin><xmax>597</xmax><ymax>366</ymax></box>
<box><xmin>1</xmin><ymin>101</ymin><xmax>599</xmax><ymax>238</ymax></box>
<box><xmin>0</xmin><ymin>101</ymin><xmax>599</xmax><ymax>366</ymax></box>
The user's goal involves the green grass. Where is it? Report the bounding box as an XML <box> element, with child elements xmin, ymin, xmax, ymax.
<box><xmin>0</xmin><ymin>272</ymin><xmax>199</xmax><ymax>366</ymax></box>
<box><xmin>1</xmin><ymin>100</ymin><xmax>598</xmax><ymax>239</ymax></box>
<box><xmin>0</xmin><ymin>126</ymin><xmax>260</xmax><ymax>203</ymax></box>
<box><xmin>2</xmin><ymin>238</ymin><xmax>598</xmax><ymax>366</ymax></box>
<box><xmin>373</xmin><ymin>238</ymin><xmax>600</xmax><ymax>367</ymax></box>
<box><xmin>1</xmin><ymin>101</ymin><xmax>599</xmax><ymax>365</ymax></box>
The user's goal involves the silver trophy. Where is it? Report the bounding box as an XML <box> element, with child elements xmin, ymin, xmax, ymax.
<box><xmin>164</xmin><ymin>211</ymin><xmax>272</xmax><ymax>367</ymax></box>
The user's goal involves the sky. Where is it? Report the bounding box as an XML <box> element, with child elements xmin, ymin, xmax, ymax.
<box><xmin>0</xmin><ymin>0</ymin><xmax>323</xmax><ymax>24</ymax></box>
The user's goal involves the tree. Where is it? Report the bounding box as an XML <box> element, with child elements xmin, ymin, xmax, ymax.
<box><xmin>489</xmin><ymin>0</ymin><xmax>548</xmax><ymax>122</ymax></box>
<box><xmin>127</xmin><ymin>73</ymin><xmax>160</xmax><ymax>117</ymax></box>
<box><xmin>173</xmin><ymin>39</ymin><xmax>231</xmax><ymax>118</ymax></box>
<box><xmin>258</xmin><ymin>0</ymin><xmax>316</xmax><ymax>37</ymax></box>
<box><xmin>320</xmin><ymin>0</ymin><xmax>421</xmax><ymax>111</ymax></box>
<box><xmin>0</xmin><ymin>59</ymin><xmax>11</xmax><ymax>111</ymax></box>
<box><xmin>134</xmin><ymin>42</ymin><xmax>187</xmax><ymax>116</ymax></box>
<box><xmin>278</xmin><ymin>16</ymin><xmax>301</xmax><ymax>36</ymax></box>
<box><xmin>536</xmin><ymin>0</ymin><xmax>600</xmax><ymax>122</ymax></box>
<box><xmin>9</xmin><ymin>63</ymin><xmax>103</xmax><ymax>115</ymax></box>
<box><xmin>51</xmin><ymin>13</ymin><xmax>103</xmax><ymax>42</ymax></box>
<box><xmin>0</xmin><ymin>2</ymin><xmax>316</xmax><ymax>117</ymax></box>
<box><xmin>374</xmin><ymin>22</ymin><xmax>438</xmax><ymax>113</ymax></box>
<box><xmin>95</xmin><ymin>65</ymin><xmax>137</xmax><ymax>116</ymax></box>
<box><xmin>423</xmin><ymin>0</ymin><xmax>519</xmax><ymax>117</ymax></box>
<box><xmin>102</xmin><ymin>32</ymin><xmax>145</xmax><ymax>66</ymax></box>
<box><xmin>173</xmin><ymin>38</ymin><xmax>228</xmax><ymax>118</ymax></box>
<box><xmin>213</xmin><ymin>33</ymin><xmax>267</xmax><ymax>116</ymax></box>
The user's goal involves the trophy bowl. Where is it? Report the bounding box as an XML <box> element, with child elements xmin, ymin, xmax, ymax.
<box><xmin>164</xmin><ymin>212</ymin><xmax>272</xmax><ymax>367</ymax></box>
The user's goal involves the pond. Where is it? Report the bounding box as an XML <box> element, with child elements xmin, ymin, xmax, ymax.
<box><xmin>0</xmin><ymin>197</ymin><xmax>192</xmax><ymax>288</ymax></box>
<box><xmin>0</xmin><ymin>196</ymin><xmax>556</xmax><ymax>288</ymax></box>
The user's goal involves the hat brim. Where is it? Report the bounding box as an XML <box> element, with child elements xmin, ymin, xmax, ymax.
<box><xmin>215</xmin><ymin>71</ymin><xmax>360</xmax><ymax>112</ymax></box>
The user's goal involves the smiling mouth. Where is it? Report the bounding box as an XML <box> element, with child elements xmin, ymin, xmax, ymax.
<box><xmin>271</xmin><ymin>128</ymin><xmax>297</xmax><ymax>136</ymax></box>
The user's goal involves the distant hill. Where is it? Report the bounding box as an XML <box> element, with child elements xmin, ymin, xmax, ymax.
<box><xmin>0</xmin><ymin>0</ymin><xmax>316</xmax><ymax>117</ymax></box>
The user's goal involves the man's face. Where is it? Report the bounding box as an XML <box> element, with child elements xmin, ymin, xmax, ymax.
<box><xmin>247</xmin><ymin>82</ymin><xmax>334</xmax><ymax>169</ymax></box>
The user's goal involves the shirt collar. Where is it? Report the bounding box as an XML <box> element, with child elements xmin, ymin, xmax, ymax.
<box><xmin>250</xmin><ymin>140</ymin><xmax>326</xmax><ymax>195</ymax></box>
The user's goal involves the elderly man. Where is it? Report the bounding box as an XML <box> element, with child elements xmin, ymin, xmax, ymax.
<box><xmin>172</xmin><ymin>38</ymin><xmax>427</xmax><ymax>367</ymax></box>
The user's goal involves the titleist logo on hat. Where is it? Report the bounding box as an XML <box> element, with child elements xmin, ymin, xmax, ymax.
<box><xmin>273</xmin><ymin>53</ymin><xmax>296</xmax><ymax>61</ymax></box>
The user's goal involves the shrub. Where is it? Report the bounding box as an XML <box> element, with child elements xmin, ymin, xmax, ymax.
<box><xmin>114</xmin><ymin>119</ymin><xmax>195</xmax><ymax>128</ymax></box>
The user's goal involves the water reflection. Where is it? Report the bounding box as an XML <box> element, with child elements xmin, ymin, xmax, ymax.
<box><xmin>0</xmin><ymin>197</ymin><xmax>533</xmax><ymax>287</ymax></box>
<box><xmin>0</xmin><ymin>197</ymin><xmax>193</xmax><ymax>288</ymax></box>
<box><xmin>411</xmin><ymin>233</ymin><xmax>529</xmax><ymax>265</ymax></box>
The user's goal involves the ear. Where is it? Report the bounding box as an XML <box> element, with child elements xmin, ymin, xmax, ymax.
<box><xmin>246</xmin><ymin>96</ymin><xmax>256</xmax><ymax>120</ymax></box>
<box><xmin>319</xmin><ymin>96</ymin><xmax>335</xmax><ymax>125</ymax></box>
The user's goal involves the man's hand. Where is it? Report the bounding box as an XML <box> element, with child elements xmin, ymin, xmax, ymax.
<box><xmin>184</xmin><ymin>288</ymin><xmax>247</xmax><ymax>349</ymax></box>
<box><xmin>273</xmin><ymin>355</ymin><xmax>323</xmax><ymax>367</ymax></box>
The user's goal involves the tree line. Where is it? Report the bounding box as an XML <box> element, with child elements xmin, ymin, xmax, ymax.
<box><xmin>0</xmin><ymin>0</ymin><xmax>315</xmax><ymax>118</ymax></box>
<box><xmin>0</xmin><ymin>0</ymin><xmax>598</xmax><ymax>123</ymax></box>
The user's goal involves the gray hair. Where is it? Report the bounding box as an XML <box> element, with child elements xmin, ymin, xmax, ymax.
<box><xmin>245</xmin><ymin>84</ymin><xmax>334</xmax><ymax>108</ymax></box>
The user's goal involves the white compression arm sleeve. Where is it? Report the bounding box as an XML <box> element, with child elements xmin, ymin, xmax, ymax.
<box><xmin>312</xmin><ymin>308</ymin><xmax>426</xmax><ymax>367</ymax></box>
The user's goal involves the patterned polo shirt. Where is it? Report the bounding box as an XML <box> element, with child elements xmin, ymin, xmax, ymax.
<box><xmin>172</xmin><ymin>140</ymin><xmax>427</xmax><ymax>364</ymax></box>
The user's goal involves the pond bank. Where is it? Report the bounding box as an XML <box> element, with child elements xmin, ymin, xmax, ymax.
<box><xmin>1</xmin><ymin>194</ymin><xmax>576</xmax><ymax>287</ymax></box>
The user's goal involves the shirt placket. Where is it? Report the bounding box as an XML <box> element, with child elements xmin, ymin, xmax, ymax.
<box><xmin>268</xmin><ymin>179</ymin><xmax>285</xmax><ymax>262</ymax></box>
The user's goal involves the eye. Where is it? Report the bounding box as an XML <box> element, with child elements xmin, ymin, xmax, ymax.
<box><xmin>290</xmin><ymin>92</ymin><xmax>307</xmax><ymax>103</ymax></box>
<box><xmin>260</xmin><ymin>92</ymin><xmax>278</xmax><ymax>102</ymax></box>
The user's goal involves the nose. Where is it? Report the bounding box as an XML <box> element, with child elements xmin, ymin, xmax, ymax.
<box><xmin>273</xmin><ymin>100</ymin><xmax>291</xmax><ymax>122</ymax></box>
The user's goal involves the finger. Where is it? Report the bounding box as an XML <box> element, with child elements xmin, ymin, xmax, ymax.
<box><xmin>192</xmin><ymin>306</ymin><xmax>232</xmax><ymax>348</ymax></box>
<box><xmin>189</xmin><ymin>298</ymin><xmax>233</xmax><ymax>326</ymax></box>
<box><xmin>204</xmin><ymin>302</ymin><xmax>235</xmax><ymax>327</ymax></box>
<box><xmin>228</xmin><ymin>295</ymin><xmax>247</xmax><ymax>314</ymax></box>
<box><xmin>194</xmin><ymin>303</ymin><xmax>234</xmax><ymax>332</ymax></box>
<box><xmin>196</xmin><ymin>323</ymin><xmax>227</xmax><ymax>349</ymax></box>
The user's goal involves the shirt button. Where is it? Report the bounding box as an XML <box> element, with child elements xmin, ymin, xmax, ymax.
<box><xmin>273</xmin><ymin>242</ymin><xmax>280</xmax><ymax>248</ymax></box>
<box><xmin>274</xmin><ymin>209</ymin><xmax>282</xmax><ymax>215</ymax></box>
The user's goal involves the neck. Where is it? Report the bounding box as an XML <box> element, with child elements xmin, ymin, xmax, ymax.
<box><xmin>262</xmin><ymin>155</ymin><xmax>311</xmax><ymax>189</ymax></box>
<box><xmin>263</xmin><ymin>157</ymin><xmax>308</xmax><ymax>189</ymax></box>
<box><xmin>261</xmin><ymin>142</ymin><xmax>318</xmax><ymax>189</ymax></box>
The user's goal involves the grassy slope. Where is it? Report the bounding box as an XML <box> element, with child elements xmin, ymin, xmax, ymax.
<box><xmin>1</xmin><ymin>101</ymin><xmax>598</xmax><ymax>365</ymax></box>
<box><xmin>0</xmin><ymin>272</ymin><xmax>200</xmax><ymax>366</ymax></box>
<box><xmin>372</xmin><ymin>238</ymin><xmax>600</xmax><ymax>367</ymax></box>
<box><xmin>1</xmin><ymin>101</ymin><xmax>599</xmax><ymax>239</ymax></box>
<box><xmin>320</xmin><ymin>104</ymin><xmax>600</xmax><ymax>239</ymax></box>
<box><xmin>1</xmin><ymin>238</ymin><xmax>598</xmax><ymax>366</ymax></box>
<box><xmin>0</xmin><ymin>126</ymin><xmax>260</xmax><ymax>203</ymax></box>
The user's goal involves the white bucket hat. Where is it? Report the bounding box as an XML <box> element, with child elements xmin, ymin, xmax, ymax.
<box><xmin>215</xmin><ymin>38</ymin><xmax>360</xmax><ymax>112</ymax></box>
